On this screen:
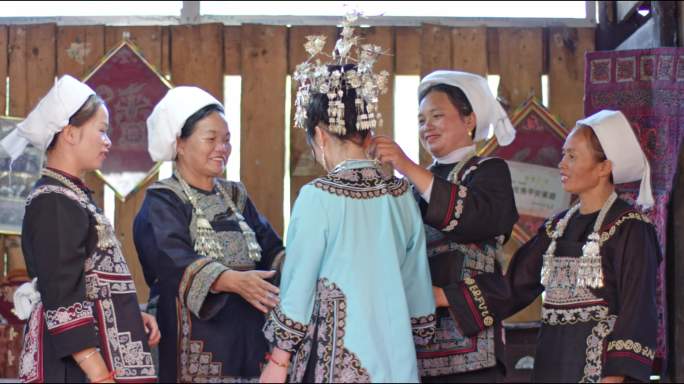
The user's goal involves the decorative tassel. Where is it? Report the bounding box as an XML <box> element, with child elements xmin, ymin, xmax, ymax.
<box><xmin>578</xmin><ymin>233</ymin><xmax>604</xmax><ymax>289</ymax></box>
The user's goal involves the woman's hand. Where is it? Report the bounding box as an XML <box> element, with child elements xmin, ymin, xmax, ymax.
<box><xmin>141</xmin><ymin>312</ymin><xmax>161</xmax><ymax>347</ymax></box>
<box><xmin>368</xmin><ymin>135</ymin><xmax>413</xmax><ymax>174</ymax></box>
<box><xmin>216</xmin><ymin>270</ymin><xmax>280</xmax><ymax>313</ymax></box>
<box><xmin>600</xmin><ymin>376</ymin><xmax>624</xmax><ymax>383</ymax></box>
<box><xmin>433</xmin><ymin>286</ymin><xmax>449</xmax><ymax>308</ymax></box>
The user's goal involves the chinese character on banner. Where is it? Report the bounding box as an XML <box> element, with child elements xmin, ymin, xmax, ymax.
<box><xmin>83</xmin><ymin>40</ymin><xmax>172</xmax><ymax>200</ymax></box>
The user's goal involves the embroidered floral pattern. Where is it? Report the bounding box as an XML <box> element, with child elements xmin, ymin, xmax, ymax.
<box><xmin>27</xmin><ymin>183</ymin><xmax>156</xmax><ymax>382</ymax></box>
<box><xmin>19</xmin><ymin>303</ymin><xmax>43</xmax><ymax>383</ymax></box>
<box><xmin>44</xmin><ymin>301</ymin><xmax>93</xmax><ymax>335</ymax></box>
<box><xmin>181</xmin><ymin>259</ymin><xmax>230</xmax><ymax>318</ymax></box>
<box><xmin>462</xmin><ymin>277</ymin><xmax>494</xmax><ymax>327</ymax></box>
<box><xmin>607</xmin><ymin>339</ymin><xmax>655</xmax><ymax>361</ymax></box>
<box><xmin>177</xmin><ymin>301</ymin><xmax>257</xmax><ymax>383</ymax></box>
<box><xmin>411</xmin><ymin>314</ymin><xmax>436</xmax><ymax>346</ymax></box>
<box><xmin>265</xmin><ymin>278</ymin><xmax>371</xmax><ymax>383</ymax></box>
<box><xmin>313</xmin><ymin>166</ymin><xmax>409</xmax><ymax>199</ymax></box>
<box><xmin>263</xmin><ymin>305</ymin><xmax>307</xmax><ymax>353</ymax></box>
<box><xmin>542</xmin><ymin>256</ymin><xmax>605</xmax><ymax>307</ymax></box>
<box><xmin>598</xmin><ymin>212</ymin><xmax>651</xmax><ymax>245</ymax></box>
<box><xmin>542</xmin><ymin>305</ymin><xmax>610</xmax><ymax>326</ymax></box>
<box><xmin>443</xmin><ymin>186</ymin><xmax>468</xmax><ymax>232</ymax></box>
<box><xmin>581</xmin><ymin>315</ymin><xmax>617</xmax><ymax>383</ymax></box>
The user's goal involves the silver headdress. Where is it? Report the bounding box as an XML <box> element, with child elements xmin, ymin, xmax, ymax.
<box><xmin>293</xmin><ymin>11</ymin><xmax>390</xmax><ymax>135</ymax></box>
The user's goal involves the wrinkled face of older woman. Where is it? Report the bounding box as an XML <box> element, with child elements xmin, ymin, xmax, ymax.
<box><xmin>558</xmin><ymin>127</ymin><xmax>612</xmax><ymax>195</ymax></box>
<box><xmin>177</xmin><ymin>111</ymin><xmax>231</xmax><ymax>178</ymax></box>
<box><xmin>418</xmin><ymin>90</ymin><xmax>475</xmax><ymax>158</ymax></box>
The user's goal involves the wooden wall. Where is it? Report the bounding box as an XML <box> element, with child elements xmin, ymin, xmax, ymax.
<box><xmin>0</xmin><ymin>23</ymin><xmax>595</xmax><ymax>303</ymax></box>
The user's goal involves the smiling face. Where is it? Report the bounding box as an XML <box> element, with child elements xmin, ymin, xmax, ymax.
<box><xmin>559</xmin><ymin>125</ymin><xmax>613</xmax><ymax>194</ymax></box>
<box><xmin>418</xmin><ymin>90</ymin><xmax>476</xmax><ymax>158</ymax></box>
<box><xmin>176</xmin><ymin>111</ymin><xmax>231</xmax><ymax>178</ymax></box>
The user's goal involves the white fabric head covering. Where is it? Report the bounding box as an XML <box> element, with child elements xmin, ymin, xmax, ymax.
<box><xmin>0</xmin><ymin>75</ymin><xmax>95</xmax><ymax>161</ymax></box>
<box><xmin>418</xmin><ymin>70</ymin><xmax>516</xmax><ymax>146</ymax></box>
<box><xmin>147</xmin><ymin>86</ymin><xmax>223</xmax><ymax>162</ymax></box>
<box><xmin>576</xmin><ymin>110</ymin><xmax>654</xmax><ymax>209</ymax></box>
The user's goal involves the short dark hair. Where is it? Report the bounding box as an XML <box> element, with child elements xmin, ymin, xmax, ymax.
<box><xmin>304</xmin><ymin>64</ymin><xmax>371</xmax><ymax>146</ymax></box>
<box><xmin>419</xmin><ymin>83</ymin><xmax>475</xmax><ymax>138</ymax></box>
<box><xmin>180</xmin><ymin>104</ymin><xmax>225</xmax><ymax>139</ymax></box>
<box><xmin>47</xmin><ymin>94</ymin><xmax>105</xmax><ymax>151</ymax></box>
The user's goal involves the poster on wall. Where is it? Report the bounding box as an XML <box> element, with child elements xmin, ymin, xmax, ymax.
<box><xmin>480</xmin><ymin>98</ymin><xmax>571</xmax><ymax>245</ymax></box>
<box><xmin>0</xmin><ymin>117</ymin><xmax>42</xmax><ymax>235</ymax></box>
<box><xmin>83</xmin><ymin>40</ymin><xmax>172</xmax><ymax>200</ymax></box>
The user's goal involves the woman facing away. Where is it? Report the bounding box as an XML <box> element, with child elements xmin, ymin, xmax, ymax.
<box><xmin>2</xmin><ymin>75</ymin><xmax>158</xmax><ymax>383</ymax></box>
<box><xmin>260</xmin><ymin>20</ymin><xmax>435</xmax><ymax>382</ymax></box>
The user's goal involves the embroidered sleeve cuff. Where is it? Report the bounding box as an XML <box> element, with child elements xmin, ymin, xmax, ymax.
<box><xmin>411</xmin><ymin>313</ymin><xmax>436</xmax><ymax>346</ymax></box>
<box><xmin>263</xmin><ymin>305</ymin><xmax>308</xmax><ymax>353</ymax></box>
<box><xmin>44</xmin><ymin>302</ymin><xmax>99</xmax><ymax>357</ymax></box>
<box><xmin>603</xmin><ymin>339</ymin><xmax>655</xmax><ymax>382</ymax></box>
<box><xmin>443</xmin><ymin>278</ymin><xmax>494</xmax><ymax>337</ymax></box>
<box><xmin>424</xmin><ymin>176</ymin><xmax>468</xmax><ymax>232</ymax></box>
<box><xmin>179</xmin><ymin>258</ymin><xmax>230</xmax><ymax>320</ymax></box>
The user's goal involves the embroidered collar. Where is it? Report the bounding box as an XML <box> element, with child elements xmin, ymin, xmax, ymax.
<box><xmin>44</xmin><ymin>167</ymin><xmax>92</xmax><ymax>194</ymax></box>
<box><xmin>434</xmin><ymin>144</ymin><xmax>477</xmax><ymax>165</ymax></box>
<box><xmin>313</xmin><ymin>160</ymin><xmax>409</xmax><ymax>199</ymax></box>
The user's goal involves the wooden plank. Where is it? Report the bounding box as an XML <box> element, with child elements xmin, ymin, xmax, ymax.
<box><xmin>486</xmin><ymin>28</ymin><xmax>500</xmax><ymax>75</ymax></box>
<box><xmin>0</xmin><ymin>26</ymin><xmax>7</xmax><ymax>116</ymax></box>
<box><xmin>160</xmin><ymin>26</ymin><xmax>171</xmax><ymax>78</ymax></box>
<box><xmin>56</xmin><ymin>25</ymin><xmax>105</xmax><ymax>78</ymax></box>
<box><xmin>359</xmin><ymin>27</ymin><xmax>394</xmax><ymax>138</ymax></box>
<box><xmin>241</xmin><ymin>24</ymin><xmax>287</xmax><ymax>235</ymax></box>
<box><xmin>4</xmin><ymin>235</ymin><xmax>24</xmax><ymax>274</ymax></box>
<box><xmin>105</xmin><ymin>26</ymin><xmax>163</xmax><ymax>72</ymax></box>
<box><xmin>223</xmin><ymin>26</ymin><xmax>241</xmax><ymax>75</ymax></box>
<box><xmin>419</xmin><ymin>23</ymin><xmax>452</xmax><ymax>166</ymax></box>
<box><xmin>114</xmin><ymin>175</ymin><xmax>157</xmax><ymax>303</ymax></box>
<box><xmin>288</xmin><ymin>26</ymin><xmax>337</xmax><ymax>207</ymax></box>
<box><xmin>497</xmin><ymin>28</ymin><xmax>543</xmax><ymax>110</ymax></box>
<box><xmin>171</xmin><ymin>23</ymin><xmax>224</xmax><ymax>101</ymax></box>
<box><xmin>548</xmin><ymin>27</ymin><xmax>595</xmax><ymax>128</ymax></box>
<box><xmin>9</xmin><ymin>23</ymin><xmax>56</xmax><ymax>117</ymax></box>
<box><xmin>394</xmin><ymin>26</ymin><xmax>421</xmax><ymax>75</ymax></box>
<box><xmin>451</xmin><ymin>27</ymin><xmax>488</xmax><ymax>76</ymax></box>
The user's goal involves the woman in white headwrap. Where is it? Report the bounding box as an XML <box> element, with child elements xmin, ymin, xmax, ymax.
<box><xmin>446</xmin><ymin>110</ymin><xmax>659</xmax><ymax>382</ymax></box>
<box><xmin>133</xmin><ymin>86</ymin><xmax>285</xmax><ymax>382</ymax></box>
<box><xmin>1</xmin><ymin>75</ymin><xmax>158</xmax><ymax>383</ymax></box>
<box><xmin>370</xmin><ymin>70</ymin><xmax>518</xmax><ymax>382</ymax></box>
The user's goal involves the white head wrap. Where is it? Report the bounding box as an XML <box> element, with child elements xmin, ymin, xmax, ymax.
<box><xmin>0</xmin><ymin>75</ymin><xmax>95</xmax><ymax>160</ymax></box>
<box><xmin>576</xmin><ymin>110</ymin><xmax>654</xmax><ymax>209</ymax></box>
<box><xmin>418</xmin><ymin>70</ymin><xmax>516</xmax><ymax>146</ymax></box>
<box><xmin>147</xmin><ymin>86</ymin><xmax>223</xmax><ymax>162</ymax></box>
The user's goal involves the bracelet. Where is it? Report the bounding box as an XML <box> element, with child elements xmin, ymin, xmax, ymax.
<box><xmin>265</xmin><ymin>353</ymin><xmax>289</xmax><ymax>369</ymax></box>
<box><xmin>76</xmin><ymin>349</ymin><xmax>98</xmax><ymax>366</ymax></box>
<box><xmin>90</xmin><ymin>370</ymin><xmax>115</xmax><ymax>383</ymax></box>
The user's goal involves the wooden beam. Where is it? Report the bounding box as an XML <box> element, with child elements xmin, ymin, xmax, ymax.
<box><xmin>9</xmin><ymin>23</ymin><xmax>56</xmax><ymax>116</ymax></box>
<box><xmin>240</xmin><ymin>24</ymin><xmax>287</xmax><ymax>235</ymax></box>
<box><xmin>548</xmin><ymin>27</ymin><xmax>595</xmax><ymax>128</ymax></box>
<box><xmin>0</xmin><ymin>26</ymin><xmax>7</xmax><ymax>116</ymax></box>
<box><xmin>105</xmin><ymin>26</ymin><xmax>164</xmax><ymax>72</ymax></box>
<box><xmin>223</xmin><ymin>25</ymin><xmax>241</xmax><ymax>75</ymax></box>
<box><xmin>394</xmin><ymin>27</ymin><xmax>420</xmax><ymax>75</ymax></box>
<box><xmin>451</xmin><ymin>27</ymin><xmax>488</xmax><ymax>76</ymax></box>
<box><xmin>171</xmin><ymin>23</ymin><xmax>224</xmax><ymax>100</ymax></box>
<box><xmin>56</xmin><ymin>25</ymin><xmax>105</xmax><ymax>78</ymax></box>
<box><xmin>497</xmin><ymin>28</ymin><xmax>543</xmax><ymax>111</ymax></box>
<box><xmin>419</xmin><ymin>23</ymin><xmax>452</xmax><ymax>166</ymax></box>
<box><xmin>616</xmin><ymin>1</ymin><xmax>643</xmax><ymax>23</ymax></box>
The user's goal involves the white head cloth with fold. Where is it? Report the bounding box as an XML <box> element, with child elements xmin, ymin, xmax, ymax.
<box><xmin>576</xmin><ymin>110</ymin><xmax>654</xmax><ymax>209</ymax></box>
<box><xmin>146</xmin><ymin>86</ymin><xmax>223</xmax><ymax>162</ymax></box>
<box><xmin>418</xmin><ymin>70</ymin><xmax>516</xmax><ymax>146</ymax></box>
<box><xmin>0</xmin><ymin>75</ymin><xmax>95</xmax><ymax>161</ymax></box>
